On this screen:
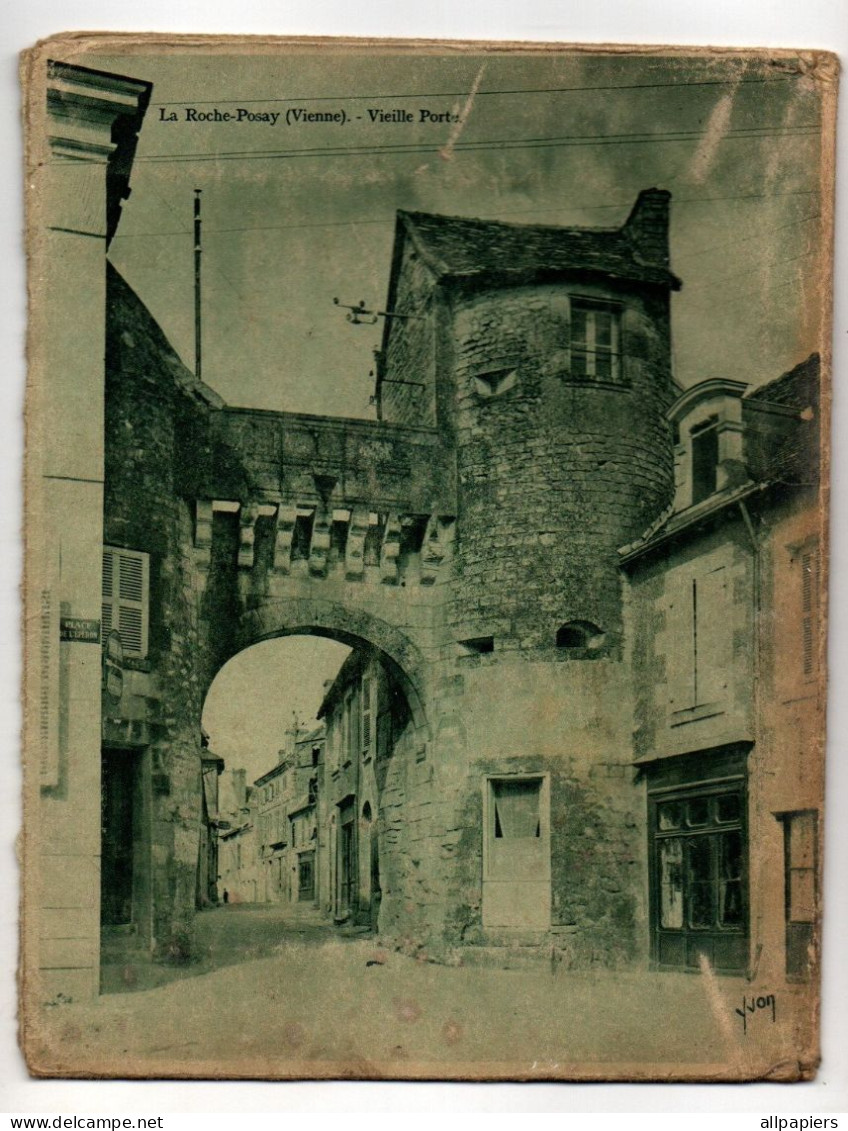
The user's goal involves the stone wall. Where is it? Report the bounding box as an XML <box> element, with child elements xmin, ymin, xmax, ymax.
<box><xmin>446</xmin><ymin>279</ymin><xmax>675</xmax><ymax>653</ymax></box>
<box><xmin>104</xmin><ymin>264</ymin><xmax>212</xmax><ymax>958</ymax></box>
<box><xmin>103</xmin><ymin>208</ymin><xmax>686</xmax><ymax>973</ymax></box>
<box><xmin>425</xmin><ymin>659</ymin><xmax>647</xmax><ymax>966</ymax></box>
<box><xmin>204</xmin><ymin>407</ymin><xmax>455</xmax><ymax>515</ymax></box>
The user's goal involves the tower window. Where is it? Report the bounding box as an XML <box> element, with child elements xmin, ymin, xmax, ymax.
<box><xmin>570</xmin><ymin>300</ymin><xmax>621</xmax><ymax>383</ymax></box>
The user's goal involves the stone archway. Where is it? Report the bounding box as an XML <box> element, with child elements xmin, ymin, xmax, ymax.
<box><xmin>233</xmin><ymin>597</ymin><xmax>431</xmax><ymax>740</ymax></box>
<box><xmin>203</xmin><ymin>600</ymin><xmax>432</xmax><ymax>940</ymax></box>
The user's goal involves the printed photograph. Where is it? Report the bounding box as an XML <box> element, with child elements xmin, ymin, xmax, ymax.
<box><xmin>21</xmin><ymin>37</ymin><xmax>835</xmax><ymax>1079</ymax></box>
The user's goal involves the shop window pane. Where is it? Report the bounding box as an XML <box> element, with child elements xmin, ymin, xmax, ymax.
<box><xmin>689</xmin><ymin>883</ymin><xmax>713</xmax><ymax>928</ymax></box>
<box><xmin>659</xmin><ymin>838</ymin><xmax>684</xmax><ymax>928</ymax></box>
<box><xmin>721</xmin><ymin>829</ymin><xmax>742</xmax><ymax>878</ymax></box>
<box><xmin>688</xmin><ymin>837</ymin><xmax>714</xmax><ymax>928</ymax></box>
<box><xmin>720</xmin><ymin>880</ymin><xmax>743</xmax><ymax>925</ymax></box>
<box><xmin>658</xmin><ymin>801</ymin><xmax>684</xmax><ymax>830</ymax></box>
<box><xmin>720</xmin><ymin>830</ymin><xmax>743</xmax><ymax>925</ymax></box>
<box><xmin>687</xmin><ymin>798</ymin><xmax>710</xmax><ymax>827</ymax></box>
<box><xmin>715</xmin><ymin>793</ymin><xmax>741</xmax><ymax>823</ymax></box>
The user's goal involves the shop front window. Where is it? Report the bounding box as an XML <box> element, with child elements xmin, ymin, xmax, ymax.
<box><xmin>650</xmin><ymin>781</ymin><xmax>747</xmax><ymax>972</ymax></box>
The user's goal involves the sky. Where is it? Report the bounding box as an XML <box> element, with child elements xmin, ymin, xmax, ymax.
<box><xmin>82</xmin><ymin>44</ymin><xmax>827</xmax><ymax>784</ymax></box>
<box><xmin>83</xmin><ymin>45</ymin><xmax>827</xmax><ymax>420</ymax></box>
<box><xmin>202</xmin><ymin>636</ymin><xmax>350</xmax><ymax>786</ymax></box>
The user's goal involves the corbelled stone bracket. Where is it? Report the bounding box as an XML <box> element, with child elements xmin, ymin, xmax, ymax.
<box><xmin>346</xmin><ymin>506</ymin><xmax>369</xmax><ymax>581</ymax></box>
<box><xmin>309</xmin><ymin>507</ymin><xmax>332</xmax><ymax>577</ymax></box>
<box><xmin>273</xmin><ymin>504</ymin><xmax>298</xmax><ymax>577</ymax></box>
<box><xmin>380</xmin><ymin>514</ymin><xmax>402</xmax><ymax>584</ymax></box>
<box><xmin>421</xmin><ymin>515</ymin><xmax>455</xmax><ymax>585</ymax></box>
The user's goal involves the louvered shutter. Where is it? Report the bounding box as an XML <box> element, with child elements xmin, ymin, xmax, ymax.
<box><xmin>101</xmin><ymin>549</ymin><xmax>114</xmax><ymax>641</ymax></box>
<box><xmin>666</xmin><ymin>574</ymin><xmax>696</xmax><ymax>711</ymax></box>
<box><xmin>102</xmin><ymin>546</ymin><xmax>149</xmax><ymax>657</ymax></box>
<box><xmin>696</xmin><ymin>565</ymin><xmax>730</xmax><ymax>705</ymax></box>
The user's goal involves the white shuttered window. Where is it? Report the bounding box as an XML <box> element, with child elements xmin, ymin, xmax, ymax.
<box><xmin>666</xmin><ymin>564</ymin><xmax>730</xmax><ymax>712</ymax></box>
<box><xmin>102</xmin><ymin>546</ymin><xmax>149</xmax><ymax>658</ymax></box>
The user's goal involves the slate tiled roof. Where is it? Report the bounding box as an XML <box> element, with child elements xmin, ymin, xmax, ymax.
<box><xmin>398</xmin><ymin>210</ymin><xmax>681</xmax><ymax>290</ymax></box>
<box><xmin>745</xmin><ymin>353</ymin><xmax>820</xmax><ymax>486</ymax></box>
<box><xmin>620</xmin><ymin>354</ymin><xmax>820</xmax><ymax>561</ymax></box>
<box><xmin>746</xmin><ymin>352</ymin><xmax>820</xmax><ymax>411</ymax></box>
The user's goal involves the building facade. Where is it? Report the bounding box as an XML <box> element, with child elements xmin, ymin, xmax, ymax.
<box><xmin>198</xmin><ymin>733</ymin><xmax>224</xmax><ymax>908</ymax></box>
<box><xmin>286</xmin><ymin>726</ymin><xmax>325</xmax><ymax>907</ymax></box>
<box><xmin>251</xmin><ymin>724</ymin><xmax>325</xmax><ymax>905</ymax></box>
<box><xmin>254</xmin><ymin>760</ymin><xmax>290</xmax><ymax>903</ymax></box>
<box><xmin>319</xmin><ymin>653</ymin><xmax>407</xmax><ymax>929</ymax></box>
<box><xmin>27</xmin><ymin>59</ymin><xmax>826</xmax><ymax>1003</ymax></box>
<box><xmin>621</xmin><ymin>355</ymin><xmax>822</xmax><ymax>980</ymax></box>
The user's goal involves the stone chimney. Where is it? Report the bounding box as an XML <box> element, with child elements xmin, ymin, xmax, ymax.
<box><xmin>622</xmin><ymin>188</ymin><xmax>671</xmax><ymax>267</ymax></box>
<box><xmin>283</xmin><ymin>710</ymin><xmax>301</xmax><ymax>761</ymax></box>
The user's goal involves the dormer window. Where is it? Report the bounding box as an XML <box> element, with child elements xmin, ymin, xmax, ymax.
<box><xmin>690</xmin><ymin>417</ymin><xmax>719</xmax><ymax>504</ymax></box>
<box><xmin>666</xmin><ymin>379</ymin><xmax>749</xmax><ymax>512</ymax></box>
<box><xmin>570</xmin><ymin>300</ymin><xmax>621</xmax><ymax>383</ymax></box>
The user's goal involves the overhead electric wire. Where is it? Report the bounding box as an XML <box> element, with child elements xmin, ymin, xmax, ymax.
<box><xmin>683</xmin><ymin>249</ymin><xmax>817</xmax><ymax>295</ymax></box>
<box><xmin>674</xmin><ymin>212</ymin><xmax>821</xmax><ymax>264</ymax></box>
<box><xmin>135</xmin><ymin>122</ymin><xmax>820</xmax><ymax>165</ymax></box>
<box><xmin>149</xmin><ymin>74</ymin><xmax>802</xmax><ymax>108</ymax></box>
<box><xmin>110</xmin><ymin>190</ymin><xmax>821</xmax><ymax>241</ymax></box>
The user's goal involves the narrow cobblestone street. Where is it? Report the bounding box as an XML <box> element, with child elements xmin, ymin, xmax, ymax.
<box><xmin>32</xmin><ymin>905</ymin><xmax>814</xmax><ymax>1081</ymax></box>
<box><xmin>100</xmin><ymin>903</ymin><xmax>351</xmax><ymax>994</ymax></box>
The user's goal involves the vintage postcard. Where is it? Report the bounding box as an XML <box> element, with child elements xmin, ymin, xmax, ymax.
<box><xmin>20</xmin><ymin>35</ymin><xmax>836</xmax><ymax>1080</ymax></box>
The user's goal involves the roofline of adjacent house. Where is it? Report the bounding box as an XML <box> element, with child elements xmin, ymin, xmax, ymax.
<box><xmin>666</xmin><ymin>378</ymin><xmax>750</xmax><ymax>424</ymax></box>
<box><xmin>254</xmin><ymin>761</ymin><xmax>287</xmax><ymax>787</ymax></box>
<box><xmin>618</xmin><ymin>480</ymin><xmax>770</xmax><ymax>565</ymax></box>
<box><xmin>317</xmin><ymin>648</ymin><xmax>368</xmax><ymax>720</ymax></box>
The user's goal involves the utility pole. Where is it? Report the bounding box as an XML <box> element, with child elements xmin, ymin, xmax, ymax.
<box><xmin>193</xmin><ymin>188</ymin><xmax>202</xmax><ymax>380</ymax></box>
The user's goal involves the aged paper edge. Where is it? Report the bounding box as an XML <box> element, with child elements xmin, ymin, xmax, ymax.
<box><xmin>18</xmin><ymin>31</ymin><xmax>839</xmax><ymax>1082</ymax></box>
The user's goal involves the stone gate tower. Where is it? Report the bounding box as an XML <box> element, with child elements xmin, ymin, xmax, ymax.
<box><xmin>380</xmin><ymin>191</ymin><xmax>678</xmax><ymax>649</ymax></box>
<box><xmin>376</xmin><ymin>192</ymin><xmax>680</xmax><ymax>961</ymax></box>
<box><xmin>87</xmin><ymin>181</ymin><xmax>685</xmax><ymax>981</ymax></box>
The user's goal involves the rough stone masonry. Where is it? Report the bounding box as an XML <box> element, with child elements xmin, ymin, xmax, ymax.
<box><xmin>103</xmin><ymin>190</ymin><xmax>680</xmax><ymax>968</ymax></box>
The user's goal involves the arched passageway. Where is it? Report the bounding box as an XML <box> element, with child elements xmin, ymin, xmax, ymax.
<box><xmin>203</xmin><ymin>626</ymin><xmax>424</xmax><ymax>936</ymax></box>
